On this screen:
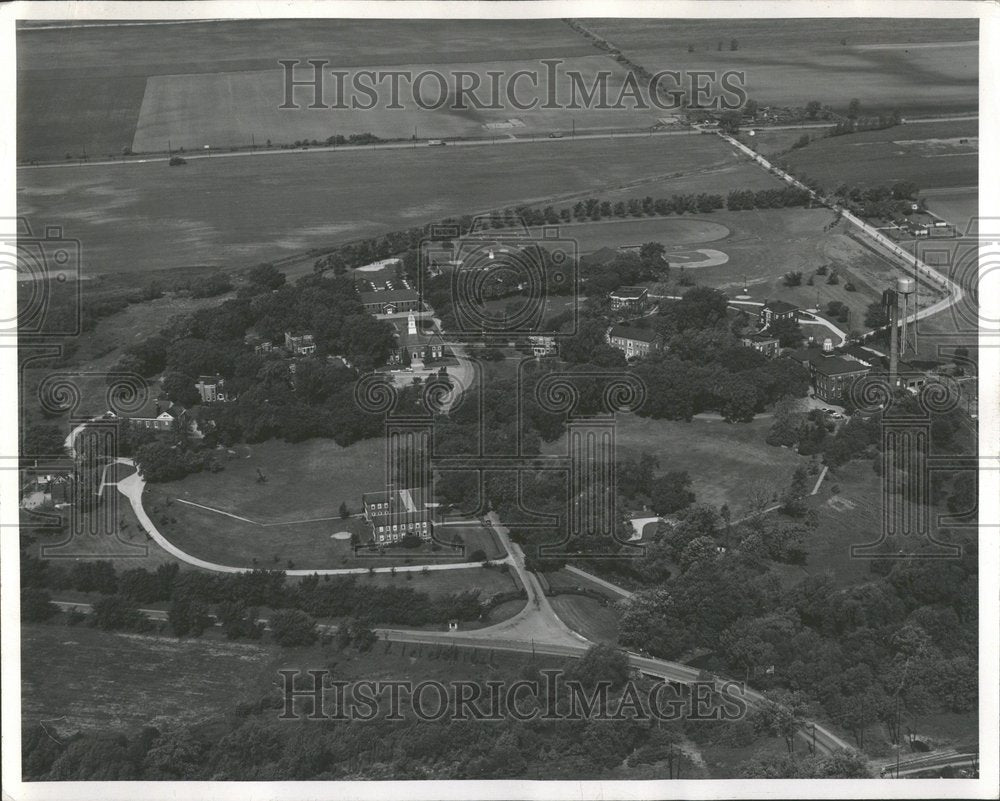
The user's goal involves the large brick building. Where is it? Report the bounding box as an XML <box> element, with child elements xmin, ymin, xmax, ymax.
<box><xmin>362</xmin><ymin>487</ymin><xmax>434</xmax><ymax>544</ymax></box>
<box><xmin>608</xmin><ymin>325</ymin><xmax>661</xmax><ymax>359</ymax></box>
<box><xmin>360</xmin><ymin>288</ymin><xmax>422</xmax><ymax>315</ymax></box>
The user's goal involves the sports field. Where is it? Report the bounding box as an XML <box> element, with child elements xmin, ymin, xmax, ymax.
<box><xmin>585</xmin><ymin>18</ymin><xmax>977</xmax><ymax>115</ymax></box>
<box><xmin>18</xmin><ymin>134</ymin><xmax>738</xmax><ymax>277</ymax></box>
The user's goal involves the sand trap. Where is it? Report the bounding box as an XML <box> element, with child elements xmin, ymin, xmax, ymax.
<box><xmin>331</xmin><ymin>531</ymin><xmax>353</xmax><ymax>540</ymax></box>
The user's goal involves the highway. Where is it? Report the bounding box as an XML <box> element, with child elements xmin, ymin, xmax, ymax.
<box><xmin>18</xmin><ymin>114</ymin><xmax>977</xmax><ymax>171</ymax></box>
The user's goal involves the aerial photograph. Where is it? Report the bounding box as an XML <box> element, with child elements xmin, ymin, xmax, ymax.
<box><xmin>6</xmin><ymin>4</ymin><xmax>991</xmax><ymax>798</ymax></box>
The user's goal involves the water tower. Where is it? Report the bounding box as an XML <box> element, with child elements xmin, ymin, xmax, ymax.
<box><xmin>897</xmin><ymin>276</ymin><xmax>916</xmax><ymax>357</ymax></box>
<box><xmin>887</xmin><ymin>276</ymin><xmax>916</xmax><ymax>387</ymax></box>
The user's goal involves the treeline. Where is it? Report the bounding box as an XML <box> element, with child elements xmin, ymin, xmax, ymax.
<box><xmin>20</xmin><ymin>554</ymin><xmax>496</xmax><ymax>634</ymax></box>
<box><xmin>618</xmin><ymin>505</ymin><xmax>978</xmax><ymax>751</ymax></box>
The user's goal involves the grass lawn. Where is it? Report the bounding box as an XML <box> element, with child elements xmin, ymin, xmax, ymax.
<box><xmin>549</xmin><ymin>595</ymin><xmax>620</xmax><ymax>644</ymax></box>
<box><xmin>152</xmin><ymin>437</ymin><xmax>385</xmax><ymax>521</ymax></box>
<box><xmin>144</xmin><ymin>442</ymin><xmax>506</xmax><ymax>568</ymax></box>
<box><xmin>22</xmin><ymin>494</ymin><xmax>189</xmax><ymax>572</ymax></box>
<box><xmin>542</xmin><ymin>414</ymin><xmax>806</xmax><ymax>516</ymax></box>
<box><xmin>359</xmin><ymin>564</ymin><xmax>518</xmax><ymax>598</ymax></box>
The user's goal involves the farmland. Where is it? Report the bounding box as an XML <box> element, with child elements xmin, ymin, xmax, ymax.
<box><xmin>17</xmin><ymin>18</ymin><xmax>600</xmax><ymax>161</ymax></box>
<box><xmin>583</xmin><ymin>18</ymin><xmax>978</xmax><ymax>115</ymax></box>
<box><xmin>21</xmin><ymin>623</ymin><xmax>282</xmax><ymax>733</ymax></box>
<box><xmin>780</xmin><ymin>119</ymin><xmax>978</xmax><ymax>191</ymax></box>
<box><xmin>18</xmin><ymin>134</ymin><xmax>740</xmax><ymax>277</ymax></box>
<box><xmin>131</xmin><ymin>55</ymin><xmax>665</xmax><ymax>153</ymax></box>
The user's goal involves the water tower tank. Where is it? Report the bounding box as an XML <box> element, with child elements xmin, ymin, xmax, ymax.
<box><xmin>897</xmin><ymin>276</ymin><xmax>916</xmax><ymax>295</ymax></box>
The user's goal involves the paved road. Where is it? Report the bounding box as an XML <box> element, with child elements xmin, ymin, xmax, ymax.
<box><xmin>20</xmin><ymin>113</ymin><xmax>977</xmax><ymax>172</ymax></box>
<box><xmin>716</xmin><ymin>128</ymin><xmax>963</xmax><ymax>339</ymax></box>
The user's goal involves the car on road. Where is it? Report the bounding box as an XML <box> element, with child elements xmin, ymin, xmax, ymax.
<box><xmin>548</xmin><ymin>132</ymin><xmax>564</xmax><ymax>138</ymax></box>
<box><xmin>832</xmin><ymin>413</ymin><xmax>844</xmax><ymax>420</ymax></box>
<box><xmin>427</xmin><ymin>139</ymin><xmax>446</xmax><ymax>147</ymax></box>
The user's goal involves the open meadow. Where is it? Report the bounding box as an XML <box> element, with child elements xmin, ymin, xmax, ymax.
<box><xmin>584</xmin><ymin>18</ymin><xmax>977</xmax><ymax>115</ymax></box>
<box><xmin>19</xmin><ymin>134</ymin><xmax>739</xmax><ymax>277</ymax></box>
<box><xmin>542</xmin><ymin>413</ymin><xmax>805</xmax><ymax>515</ymax></box>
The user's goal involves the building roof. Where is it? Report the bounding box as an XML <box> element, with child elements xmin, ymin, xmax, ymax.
<box><xmin>812</xmin><ymin>356</ymin><xmax>870</xmax><ymax>377</ymax></box>
<box><xmin>610</xmin><ymin>285</ymin><xmax>648</xmax><ymax>300</ymax></box>
<box><xmin>393</xmin><ymin>318</ymin><xmax>443</xmax><ymax>349</ymax></box>
<box><xmin>762</xmin><ymin>299</ymin><xmax>800</xmax><ymax>314</ymax></box>
<box><xmin>609</xmin><ymin>325</ymin><xmax>659</xmax><ymax>344</ymax></box>
<box><xmin>742</xmin><ymin>331</ymin><xmax>779</xmax><ymax>343</ymax></box>
<box><xmin>359</xmin><ymin>288</ymin><xmax>420</xmax><ymax>306</ymax></box>
<box><xmin>363</xmin><ymin>488</ymin><xmax>430</xmax><ymax>518</ymax></box>
<box><xmin>196</xmin><ymin>374</ymin><xmax>223</xmax><ymax>385</ymax></box>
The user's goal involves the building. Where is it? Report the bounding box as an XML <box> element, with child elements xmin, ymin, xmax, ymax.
<box><xmin>195</xmin><ymin>375</ymin><xmax>228</xmax><ymax>403</ymax></box>
<box><xmin>608</xmin><ymin>325</ymin><xmax>661</xmax><ymax>359</ymax></box>
<box><xmin>360</xmin><ymin>288</ymin><xmax>422</xmax><ymax>315</ymax></box>
<box><xmin>528</xmin><ymin>335</ymin><xmax>558</xmax><ymax>357</ymax></box>
<box><xmin>391</xmin><ymin>314</ymin><xmax>445</xmax><ymax>365</ymax></box>
<box><xmin>759</xmin><ymin>299</ymin><xmax>800</xmax><ymax>328</ymax></box>
<box><xmin>784</xmin><ymin>348</ymin><xmax>871</xmax><ymax>403</ymax></box>
<box><xmin>740</xmin><ymin>331</ymin><xmax>780</xmax><ymax>358</ymax></box>
<box><xmin>284</xmin><ymin>332</ymin><xmax>316</xmax><ymax>356</ymax></box>
<box><xmin>106</xmin><ymin>398</ymin><xmax>187</xmax><ymax>432</ymax></box>
<box><xmin>362</xmin><ymin>487</ymin><xmax>434</xmax><ymax>544</ymax></box>
<box><xmin>609</xmin><ymin>286</ymin><xmax>649</xmax><ymax>314</ymax></box>
<box><xmin>812</xmin><ymin>357</ymin><xmax>871</xmax><ymax>403</ymax></box>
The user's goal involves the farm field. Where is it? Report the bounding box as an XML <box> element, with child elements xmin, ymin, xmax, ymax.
<box><xmin>18</xmin><ymin>135</ymin><xmax>738</xmax><ymax>277</ymax></box>
<box><xmin>21</xmin><ymin>620</ymin><xmax>555</xmax><ymax>736</ymax></box>
<box><xmin>17</xmin><ymin>18</ymin><xmax>598</xmax><ymax>161</ymax></box>
<box><xmin>780</xmin><ymin>119</ymin><xmax>978</xmax><ymax>191</ymax></box>
<box><xmin>131</xmin><ymin>55</ymin><xmax>663</xmax><ymax>153</ymax></box>
<box><xmin>584</xmin><ymin>19</ymin><xmax>977</xmax><ymax>115</ymax></box>
<box><xmin>21</xmin><ymin>623</ymin><xmax>281</xmax><ymax>733</ymax></box>
<box><xmin>542</xmin><ymin>414</ymin><xmax>805</xmax><ymax>515</ymax></box>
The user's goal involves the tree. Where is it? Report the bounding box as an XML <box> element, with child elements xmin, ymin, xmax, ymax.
<box><xmin>678</xmin><ymin>535</ymin><xmax>718</xmax><ymax>571</ymax></box>
<box><xmin>161</xmin><ymin>371</ymin><xmax>200</xmax><ymax>407</ymax></box>
<box><xmin>91</xmin><ymin>595</ymin><xmax>151</xmax><ymax>632</ymax></box>
<box><xmin>246</xmin><ymin>263</ymin><xmax>285</xmax><ymax>291</ymax></box>
<box><xmin>769</xmin><ymin>317</ymin><xmax>803</xmax><ymax>348</ymax></box>
<box><xmin>564</xmin><ymin>643</ymin><xmax>629</xmax><ymax>689</ymax></box>
<box><xmin>21</xmin><ymin>587</ymin><xmax>58</xmax><ymax>622</ymax></box>
<box><xmin>339</xmin><ymin>501</ymin><xmax>350</xmax><ymax>519</ymax></box>
<box><xmin>864</xmin><ymin>301</ymin><xmax>889</xmax><ymax>329</ymax></box>
<box><xmin>847</xmin><ymin>98</ymin><xmax>861</xmax><ymax>119</ymax></box>
<box><xmin>805</xmin><ymin>100</ymin><xmax>822</xmax><ymax>119</ymax></box>
<box><xmin>270</xmin><ymin>609</ymin><xmax>318</xmax><ymax>647</ymax></box>
<box><xmin>650</xmin><ymin>471</ymin><xmax>695</xmax><ymax>515</ymax></box>
<box><xmin>168</xmin><ymin>591</ymin><xmax>212</xmax><ymax>637</ymax></box>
